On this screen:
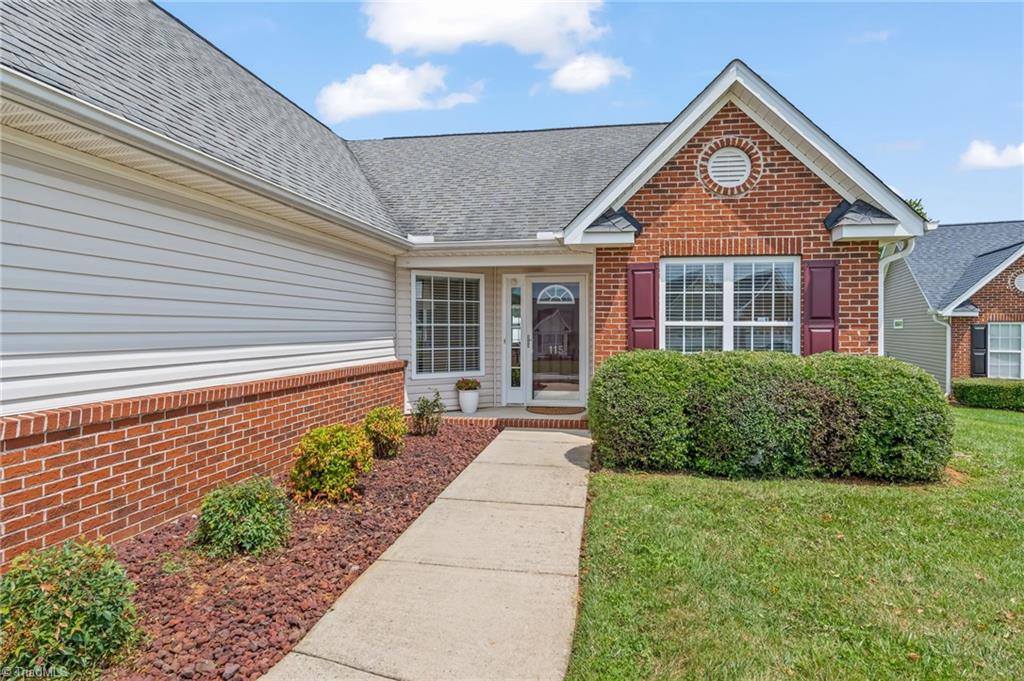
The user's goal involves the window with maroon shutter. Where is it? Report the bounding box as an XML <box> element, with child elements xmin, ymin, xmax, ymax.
<box><xmin>802</xmin><ymin>260</ymin><xmax>838</xmax><ymax>354</ymax></box>
<box><xmin>627</xmin><ymin>263</ymin><xmax>658</xmax><ymax>349</ymax></box>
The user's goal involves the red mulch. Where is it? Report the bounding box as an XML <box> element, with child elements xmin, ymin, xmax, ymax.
<box><xmin>108</xmin><ymin>423</ymin><xmax>500</xmax><ymax>680</ymax></box>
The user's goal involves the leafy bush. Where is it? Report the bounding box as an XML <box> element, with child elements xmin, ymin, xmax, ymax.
<box><xmin>192</xmin><ymin>476</ymin><xmax>290</xmax><ymax>557</ymax></box>
<box><xmin>291</xmin><ymin>424</ymin><xmax>374</xmax><ymax>502</ymax></box>
<box><xmin>588</xmin><ymin>350</ymin><xmax>692</xmax><ymax>470</ymax></box>
<box><xmin>363</xmin><ymin>405</ymin><xmax>408</xmax><ymax>458</ymax></box>
<box><xmin>412</xmin><ymin>391</ymin><xmax>445</xmax><ymax>436</ymax></box>
<box><xmin>456</xmin><ymin>378</ymin><xmax>481</xmax><ymax>391</ymax></box>
<box><xmin>588</xmin><ymin>350</ymin><xmax>953</xmax><ymax>481</ymax></box>
<box><xmin>0</xmin><ymin>540</ymin><xmax>141</xmax><ymax>676</ymax></box>
<box><xmin>953</xmin><ymin>378</ymin><xmax>1024</xmax><ymax>412</ymax></box>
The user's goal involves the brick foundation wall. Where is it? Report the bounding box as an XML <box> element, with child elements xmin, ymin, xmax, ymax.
<box><xmin>950</xmin><ymin>259</ymin><xmax>1024</xmax><ymax>378</ymax></box>
<box><xmin>595</xmin><ymin>102</ymin><xmax>880</xmax><ymax>365</ymax></box>
<box><xmin>0</xmin><ymin>360</ymin><xmax>405</xmax><ymax>567</ymax></box>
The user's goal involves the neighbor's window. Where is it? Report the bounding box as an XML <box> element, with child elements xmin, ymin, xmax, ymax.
<box><xmin>662</xmin><ymin>258</ymin><xmax>798</xmax><ymax>354</ymax></box>
<box><xmin>988</xmin><ymin>322</ymin><xmax>1023</xmax><ymax>379</ymax></box>
<box><xmin>414</xmin><ymin>273</ymin><xmax>483</xmax><ymax>377</ymax></box>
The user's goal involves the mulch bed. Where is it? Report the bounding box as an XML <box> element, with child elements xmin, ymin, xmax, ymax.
<box><xmin>109</xmin><ymin>423</ymin><xmax>500</xmax><ymax>680</ymax></box>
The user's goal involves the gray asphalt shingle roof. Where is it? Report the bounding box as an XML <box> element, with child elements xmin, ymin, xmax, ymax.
<box><xmin>1</xmin><ymin>0</ymin><xmax>400</xmax><ymax>236</ymax></box>
<box><xmin>348</xmin><ymin>124</ymin><xmax>666</xmax><ymax>241</ymax></box>
<box><xmin>906</xmin><ymin>221</ymin><xmax>1024</xmax><ymax>310</ymax></box>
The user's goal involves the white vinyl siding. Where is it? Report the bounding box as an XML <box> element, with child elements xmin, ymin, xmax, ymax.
<box><xmin>989</xmin><ymin>323</ymin><xmax>1024</xmax><ymax>379</ymax></box>
<box><xmin>660</xmin><ymin>257</ymin><xmax>799</xmax><ymax>354</ymax></box>
<box><xmin>882</xmin><ymin>259</ymin><xmax>948</xmax><ymax>390</ymax></box>
<box><xmin>0</xmin><ymin>141</ymin><xmax>398</xmax><ymax>415</ymax></box>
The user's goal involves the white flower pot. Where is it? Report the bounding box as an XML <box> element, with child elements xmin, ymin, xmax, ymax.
<box><xmin>458</xmin><ymin>389</ymin><xmax>479</xmax><ymax>415</ymax></box>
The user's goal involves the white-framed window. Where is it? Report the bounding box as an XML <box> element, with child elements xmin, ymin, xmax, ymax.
<box><xmin>660</xmin><ymin>257</ymin><xmax>800</xmax><ymax>354</ymax></box>
<box><xmin>988</xmin><ymin>322</ymin><xmax>1023</xmax><ymax>379</ymax></box>
<box><xmin>412</xmin><ymin>271</ymin><xmax>484</xmax><ymax>378</ymax></box>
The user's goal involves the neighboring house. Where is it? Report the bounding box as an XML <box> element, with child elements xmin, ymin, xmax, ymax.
<box><xmin>883</xmin><ymin>221</ymin><xmax>1024</xmax><ymax>392</ymax></box>
<box><xmin>0</xmin><ymin>1</ymin><xmax>930</xmax><ymax>564</ymax></box>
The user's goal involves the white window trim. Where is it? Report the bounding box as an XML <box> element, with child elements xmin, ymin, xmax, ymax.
<box><xmin>410</xmin><ymin>270</ymin><xmax>486</xmax><ymax>380</ymax></box>
<box><xmin>987</xmin><ymin>322</ymin><xmax>1024</xmax><ymax>380</ymax></box>
<box><xmin>659</xmin><ymin>256</ymin><xmax>801</xmax><ymax>355</ymax></box>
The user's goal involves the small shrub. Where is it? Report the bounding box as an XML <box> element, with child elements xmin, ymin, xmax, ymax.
<box><xmin>364</xmin><ymin>405</ymin><xmax>408</xmax><ymax>458</ymax></box>
<box><xmin>588</xmin><ymin>350</ymin><xmax>953</xmax><ymax>481</ymax></box>
<box><xmin>0</xmin><ymin>540</ymin><xmax>141</xmax><ymax>676</ymax></box>
<box><xmin>192</xmin><ymin>476</ymin><xmax>291</xmax><ymax>557</ymax></box>
<box><xmin>291</xmin><ymin>424</ymin><xmax>374</xmax><ymax>502</ymax></box>
<box><xmin>953</xmin><ymin>378</ymin><xmax>1024</xmax><ymax>411</ymax></box>
<box><xmin>456</xmin><ymin>378</ymin><xmax>481</xmax><ymax>391</ymax></box>
<box><xmin>412</xmin><ymin>391</ymin><xmax>445</xmax><ymax>435</ymax></box>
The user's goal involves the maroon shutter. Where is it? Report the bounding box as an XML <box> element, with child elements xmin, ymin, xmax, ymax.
<box><xmin>970</xmin><ymin>324</ymin><xmax>988</xmax><ymax>376</ymax></box>
<box><xmin>627</xmin><ymin>263</ymin><xmax>659</xmax><ymax>350</ymax></box>
<box><xmin>802</xmin><ymin>259</ymin><xmax>838</xmax><ymax>354</ymax></box>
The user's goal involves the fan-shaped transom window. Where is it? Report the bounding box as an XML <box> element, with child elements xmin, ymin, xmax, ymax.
<box><xmin>707</xmin><ymin>147</ymin><xmax>752</xmax><ymax>188</ymax></box>
<box><xmin>536</xmin><ymin>284</ymin><xmax>575</xmax><ymax>304</ymax></box>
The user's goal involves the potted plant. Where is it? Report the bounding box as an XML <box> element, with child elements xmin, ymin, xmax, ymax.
<box><xmin>456</xmin><ymin>378</ymin><xmax>481</xmax><ymax>415</ymax></box>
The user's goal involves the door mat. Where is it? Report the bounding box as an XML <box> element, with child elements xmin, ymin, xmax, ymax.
<box><xmin>526</xmin><ymin>406</ymin><xmax>586</xmax><ymax>415</ymax></box>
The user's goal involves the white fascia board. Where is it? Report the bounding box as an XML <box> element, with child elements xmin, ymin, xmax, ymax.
<box><xmin>831</xmin><ymin>223</ymin><xmax>918</xmax><ymax>241</ymax></box>
<box><xmin>398</xmin><ymin>251</ymin><xmax>595</xmax><ymax>268</ymax></box>
<box><xmin>563</xmin><ymin>59</ymin><xmax>927</xmax><ymax>244</ymax></box>
<box><xmin>943</xmin><ymin>308</ymin><xmax>981</xmax><ymax>318</ymax></box>
<box><xmin>0</xmin><ymin>66</ymin><xmax>411</xmax><ymax>251</ymax></box>
<box><xmin>575</xmin><ymin>231</ymin><xmax>637</xmax><ymax>246</ymax></box>
<box><xmin>938</xmin><ymin>245</ymin><xmax>1024</xmax><ymax>315</ymax></box>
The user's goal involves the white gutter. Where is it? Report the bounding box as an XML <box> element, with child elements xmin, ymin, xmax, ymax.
<box><xmin>406</xmin><ymin>237</ymin><xmax>572</xmax><ymax>251</ymax></box>
<box><xmin>878</xmin><ymin>238</ymin><xmax>916</xmax><ymax>355</ymax></box>
<box><xmin>0</xmin><ymin>66</ymin><xmax>412</xmax><ymax>251</ymax></box>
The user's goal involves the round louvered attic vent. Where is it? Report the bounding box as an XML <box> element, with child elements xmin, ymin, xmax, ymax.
<box><xmin>1015</xmin><ymin>273</ymin><xmax>1024</xmax><ymax>293</ymax></box>
<box><xmin>707</xmin><ymin>147</ymin><xmax>752</xmax><ymax>188</ymax></box>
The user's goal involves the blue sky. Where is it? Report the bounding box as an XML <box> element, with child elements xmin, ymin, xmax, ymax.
<box><xmin>161</xmin><ymin>2</ymin><xmax>1023</xmax><ymax>224</ymax></box>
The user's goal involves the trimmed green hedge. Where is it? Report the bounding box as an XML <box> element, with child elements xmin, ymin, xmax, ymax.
<box><xmin>588</xmin><ymin>351</ymin><xmax>954</xmax><ymax>481</ymax></box>
<box><xmin>953</xmin><ymin>378</ymin><xmax>1024</xmax><ymax>411</ymax></box>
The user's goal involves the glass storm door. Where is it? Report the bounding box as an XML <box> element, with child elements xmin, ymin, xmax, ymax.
<box><xmin>528</xmin><ymin>279</ymin><xmax>582</xmax><ymax>404</ymax></box>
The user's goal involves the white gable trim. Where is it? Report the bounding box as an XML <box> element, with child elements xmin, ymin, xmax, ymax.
<box><xmin>563</xmin><ymin>60</ymin><xmax>927</xmax><ymax>245</ymax></box>
<box><xmin>938</xmin><ymin>245</ymin><xmax>1024</xmax><ymax>316</ymax></box>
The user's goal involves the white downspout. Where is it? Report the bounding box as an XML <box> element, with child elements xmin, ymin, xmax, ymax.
<box><xmin>931</xmin><ymin>313</ymin><xmax>953</xmax><ymax>395</ymax></box>
<box><xmin>878</xmin><ymin>238</ymin><xmax>916</xmax><ymax>356</ymax></box>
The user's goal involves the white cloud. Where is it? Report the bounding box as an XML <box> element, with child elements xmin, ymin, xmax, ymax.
<box><xmin>848</xmin><ymin>29</ymin><xmax>891</xmax><ymax>44</ymax></box>
<box><xmin>363</xmin><ymin>1</ymin><xmax>606</xmax><ymax>63</ymax></box>
<box><xmin>550</xmin><ymin>53</ymin><xmax>630</xmax><ymax>92</ymax></box>
<box><xmin>361</xmin><ymin>1</ymin><xmax>629</xmax><ymax>95</ymax></box>
<box><xmin>959</xmin><ymin>140</ymin><xmax>1024</xmax><ymax>169</ymax></box>
<box><xmin>316</xmin><ymin>63</ymin><xmax>480</xmax><ymax>123</ymax></box>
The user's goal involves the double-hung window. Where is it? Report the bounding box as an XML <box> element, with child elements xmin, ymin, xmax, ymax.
<box><xmin>988</xmin><ymin>323</ymin><xmax>1023</xmax><ymax>379</ymax></box>
<box><xmin>413</xmin><ymin>272</ymin><xmax>483</xmax><ymax>378</ymax></box>
<box><xmin>661</xmin><ymin>257</ymin><xmax>799</xmax><ymax>354</ymax></box>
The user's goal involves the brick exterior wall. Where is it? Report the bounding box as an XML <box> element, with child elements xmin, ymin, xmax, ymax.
<box><xmin>950</xmin><ymin>258</ymin><xmax>1024</xmax><ymax>378</ymax></box>
<box><xmin>0</xmin><ymin>360</ymin><xmax>405</xmax><ymax>567</ymax></box>
<box><xmin>594</xmin><ymin>102</ymin><xmax>881</xmax><ymax>365</ymax></box>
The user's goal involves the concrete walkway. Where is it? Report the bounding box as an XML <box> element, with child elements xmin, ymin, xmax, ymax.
<box><xmin>263</xmin><ymin>428</ymin><xmax>592</xmax><ymax>681</ymax></box>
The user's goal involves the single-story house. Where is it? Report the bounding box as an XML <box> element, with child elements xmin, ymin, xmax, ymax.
<box><xmin>883</xmin><ymin>221</ymin><xmax>1024</xmax><ymax>392</ymax></box>
<box><xmin>0</xmin><ymin>1</ymin><xmax>934</xmax><ymax>564</ymax></box>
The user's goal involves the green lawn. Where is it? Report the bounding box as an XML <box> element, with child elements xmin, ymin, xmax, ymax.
<box><xmin>568</xmin><ymin>407</ymin><xmax>1024</xmax><ymax>680</ymax></box>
